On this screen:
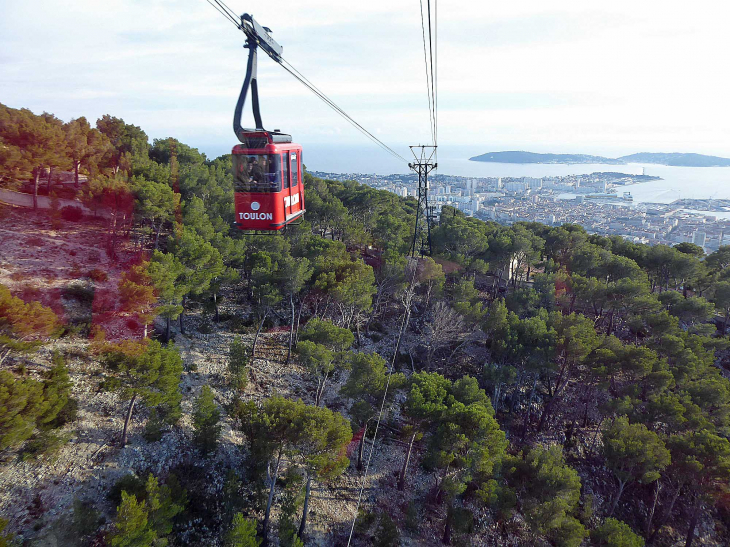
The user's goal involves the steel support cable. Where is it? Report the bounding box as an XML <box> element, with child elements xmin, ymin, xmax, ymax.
<box><xmin>419</xmin><ymin>0</ymin><xmax>435</xmax><ymax>145</ymax></box>
<box><xmin>205</xmin><ymin>0</ymin><xmax>240</xmax><ymax>28</ymax></box>
<box><xmin>202</xmin><ymin>0</ymin><xmax>409</xmax><ymax>164</ymax></box>
<box><xmin>346</xmin><ymin>263</ymin><xmax>419</xmax><ymax>547</ymax></box>
<box><xmin>426</xmin><ymin>0</ymin><xmax>436</xmax><ymax>144</ymax></box>
<box><xmin>434</xmin><ymin>0</ymin><xmax>438</xmax><ymax>167</ymax></box>
<box><xmin>213</xmin><ymin>0</ymin><xmax>241</xmax><ymax>23</ymax></box>
<box><xmin>279</xmin><ymin>58</ymin><xmax>409</xmax><ymax>163</ymax></box>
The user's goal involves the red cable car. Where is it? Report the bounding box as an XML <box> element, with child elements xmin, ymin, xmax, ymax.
<box><xmin>232</xmin><ymin>15</ymin><xmax>305</xmax><ymax>231</ymax></box>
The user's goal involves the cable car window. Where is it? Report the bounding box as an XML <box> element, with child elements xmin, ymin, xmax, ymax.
<box><xmin>282</xmin><ymin>152</ymin><xmax>290</xmax><ymax>189</ymax></box>
<box><xmin>291</xmin><ymin>152</ymin><xmax>298</xmax><ymax>186</ymax></box>
<box><xmin>233</xmin><ymin>154</ymin><xmax>281</xmax><ymax>193</ymax></box>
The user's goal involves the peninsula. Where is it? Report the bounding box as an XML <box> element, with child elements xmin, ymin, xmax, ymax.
<box><xmin>469</xmin><ymin>150</ymin><xmax>730</xmax><ymax>167</ymax></box>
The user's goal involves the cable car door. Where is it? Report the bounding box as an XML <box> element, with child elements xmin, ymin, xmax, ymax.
<box><xmin>282</xmin><ymin>151</ymin><xmax>292</xmax><ymax>218</ymax></box>
<box><xmin>287</xmin><ymin>151</ymin><xmax>302</xmax><ymax>218</ymax></box>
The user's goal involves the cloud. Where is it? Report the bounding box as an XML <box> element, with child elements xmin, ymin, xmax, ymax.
<box><xmin>1</xmin><ymin>0</ymin><xmax>729</xmax><ymax>159</ymax></box>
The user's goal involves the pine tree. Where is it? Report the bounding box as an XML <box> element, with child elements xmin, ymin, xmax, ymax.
<box><xmin>591</xmin><ymin>518</ymin><xmax>644</xmax><ymax>547</ymax></box>
<box><xmin>144</xmin><ymin>474</ymin><xmax>185</xmax><ymax>539</ymax></box>
<box><xmin>100</xmin><ymin>339</ymin><xmax>183</xmax><ymax>446</ymax></box>
<box><xmin>505</xmin><ymin>446</ymin><xmax>587</xmax><ymax>547</ymax></box>
<box><xmin>108</xmin><ymin>491</ymin><xmax>157</xmax><ymax>547</ymax></box>
<box><xmin>119</xmin><ymin>261</ymin><xmax>158</xmax><ymax>338</ymax></box>
<box><xmin>224</xmin><ymin>513</ymin><xmax>261</xmax><ymax>547</ymax></box>
<box><xmin>192</xmin><ymin>385</ymin><xmax>221</xmax><ymax>455</ymax></box>
<box><xmin>228</xmin><ymin>337</ymin><xmax>249</xmax><ymax>391</ymax></box>
<box><xmin>0</xmin><ymin>371</ymin><xmax>45</xmax><ymax>450</ymax></box>
<box><xmin>374</xmin><ymin>513</ymin><xmax>400</xmax><ymax>547</ymax></box>
<box><xmin>0</xmin><ymin>283</ymin><xmax>60</xmax><ymax>365</ymax></box>
<box><xmin>296</xmin><ymin>318</ymin><xmax>354</xmax><ymax>406</ymax></box>
<box><xmin>147</xmin><ymin>251</ymin><xmax>186</xmax><ymax>341</ymax></box>
<box><xmin>340</xmin><ymin>352</ymin><xmax>405</xmax><ymax>470</ymax></box>
<box><xmin>602</xmin><ymin>417</ymin><xmax>670</xmax><ymax>516</ymax></box>
<box><xmin>37</xmin><ymin>351</ymin><xmax>75</xmax><ymax>429</ymax></box>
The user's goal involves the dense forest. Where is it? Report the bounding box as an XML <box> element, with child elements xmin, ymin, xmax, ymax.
<box><xmin>2</xmin><ymin>103</ymin><xmax>730</xmax><ymax>547</ymax></box>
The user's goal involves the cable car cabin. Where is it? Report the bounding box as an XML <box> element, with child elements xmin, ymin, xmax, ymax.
<box><xmin>232</xmin><ymin>131</ymin><xmax>305</xmax><ymax>231</ymax></box>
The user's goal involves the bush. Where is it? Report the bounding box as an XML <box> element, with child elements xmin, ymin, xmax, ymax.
<box><xmin>108</xmin><ymin>474</ymin><xmax>147</xmax><ymax>506</ymax></box>
<box><xmin>192</xmin><ymin>386</ymin><xmax>221</xmax><ymax>456</ymax></box>
<box><xmin>0</xmin><ymin>517</ymin><xmax>14</xmax><ymax>545</ymax></box>
<box><xmin>65</xmin><ymin>282</ymin><xmax>94</xmax><ymax>303</ymax></box>
<box><xmin>354</xmin><ymin>509</ymin><xmax>376</xmax><ymax>537</ymax></box>
<box><xmin>143</xmin><ymin>409</ymin><xmax>165</xmax><ymax>443</ymax></box>
<box><xmin>60</xmin><ymin>206</ymin><xmax>84</xmax><ymax>222</ymax></box>
<box><xmin>279</xmin><ymin>468</ymin><xmax>304</xmax><ymax>547</ymax></box>
<box><xmin>72</xmin><ymin>498</ymin><xmax>104</xmax><ymax>537</ymax></box>
<box><xmin>19</xmin><ymin>431</ymin><xmax>70</xmax><ymax>461</ymax></box>
<box><xmin>197</xmin><ymin>317</ymin><xmax>213</xmax><ymax>334</ymax></box>
<box><xmin>374</xmin><ymin>512</ymin><xmax>400</xmax><ymax>547</ymax></box>
<box><xmin>228</xmin><ymin>337</ymin><xmax>249</xmax><ymax>391</ymax></box>
<box><xmin>404</xmin><ymin>501</ymin><xmax>419</xmax><ymax>533</ymax></box>
<box><xmin>88</xmin><ymin>269</ymin><xmax>108</xmax><ymax>282</ymax></box>
<box><xmin>590</xmin><ymin>518</ymin><xmax>644</xmax><ymax>547</ymax></box>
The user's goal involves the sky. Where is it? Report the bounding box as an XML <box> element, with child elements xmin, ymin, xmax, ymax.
<box><xmin>2</xmin><ymin>0</ymin><xmax>730</xmax><ymax>163</ymax></box>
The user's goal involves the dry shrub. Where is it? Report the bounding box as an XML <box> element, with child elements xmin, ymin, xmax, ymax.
<box><xmin>88</xmin><ymin>269</ymin><xmax>108</xmax><ymax>282</ymax></box>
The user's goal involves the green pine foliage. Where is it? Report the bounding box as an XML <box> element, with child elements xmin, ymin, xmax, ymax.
<box><xmin>108</xmin><ymin>491</ymin><xmax>157</xmax><ymax>547</ymax></box>
<box><xmin>7</xmin><ymin>105</ymin><xmax>730</xmax><ymax>546</ymax></box>
<box><xmin>591</xmin><ymin>518</ymin><xmax>644</xmax><ymax>547</ymax></box>
<box><xmin>373</xmin><ymin>512</ymin><xmax>400</xmax><ymax>547</ymax></box>
<box><xmin>99</xmin><ymin>339</ymin><xmax>183</xmax><ymax>446</ymax></box>
<box><xmin>228</xmin><ymin>337</ymin><xmax>249</xmax><ymax>391</ymax></box>
<box><xmin>224</xmin><ymin>513</ymin><xmax>261</xmax><ymax>547</ymax></box>
<box><xmin>0</xmin><ymin>518</ymin><xmax>14</xmax><ymax>547</ymax></box>
<box><xmin>192</xmin><ymin>385</ymin><xmax>222</xmax><ymax>455</ymax></box>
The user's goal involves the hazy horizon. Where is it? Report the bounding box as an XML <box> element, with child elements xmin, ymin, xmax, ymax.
<box><xmin>3</xmin><ymin>1</ymin><xmax>730</xmax><ymax>160</ymax></box>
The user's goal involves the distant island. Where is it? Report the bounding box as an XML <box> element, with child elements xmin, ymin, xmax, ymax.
<box><xmin>469</xmin><ymin>150</ymin><xmax>730</xmax><ymax>167</ymax></box>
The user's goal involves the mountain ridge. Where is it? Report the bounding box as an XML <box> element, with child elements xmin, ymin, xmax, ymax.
<box><xmin>469</xmin><ymin>150</ymin><xmax>730</xmax><ymax>167</ymax></box>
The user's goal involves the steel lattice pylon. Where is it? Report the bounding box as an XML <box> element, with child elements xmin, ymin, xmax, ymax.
<box><xmin>408</xmin><ymin>145</ymin><xmax>437</xmax><ymax>257</ymax></box>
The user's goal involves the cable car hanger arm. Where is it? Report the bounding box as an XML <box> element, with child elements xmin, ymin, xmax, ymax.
<box><xmin>233</xmin><ymin>13</ymin><xmax>284</xmax><ymax>141</ymax></box>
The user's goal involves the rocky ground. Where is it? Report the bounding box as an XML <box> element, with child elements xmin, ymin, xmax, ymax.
<box><xmin>2</xmin><ymin>205</ymin><xmax>722</xmax><ymax>546</ymax></box>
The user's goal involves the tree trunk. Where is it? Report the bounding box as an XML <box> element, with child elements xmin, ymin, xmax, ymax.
<box><xmin>166</xmin><ymin>315</ymin><xmax>171</xmax><ymax>341</ymax></box>
<box><xmin>262</xmin><ymin>449</ymin><xmax>283</xmax><ymax>544</ymax></box>
<box><xmin>442</xmin><ymin>504</ymin><xmax>453</xmax><ymax>545</ymax></box>
<box><xmin>213</xmin><ymin>292</ymin><xmax>219</xmax><ymax>323</ymax></box>
<box><xmin>608</xmin><ymin>479</ymin><xmax>626</xmax><ymax>517</ymax></box>
<box><xmin>121</xmin><ymin>393</ymin><xmax>137</xmax><ymax>447</ymax></box>
<box><xmin>179</xmin><ymin>310</ymin><xmax>185</xmax><ymax>334</ymax></box>
<box><xmin>33</xmin><ymin>168</ymin><xmax>40</xmax><ymax>210</ymax></box>
<box><xmin>298</xmin><ymin>475</ymin><xmax>312</xmax><ymax>539</ymax></box>
<box><xmin>143</xmin><ymin>322</ymin><xmax>148</xmax><ymax>339</ymax></box>
<box><xmin>606</xmin><ymin>310</ymin><xmax>615</xmax><ymax>336</ymax></box>
<box><xmin>47</xmin><ymin>166</ymin><xmax>54</xmax><ymax>195</ymax></box>
<box><xmin>520</xmin><ymin>376</ymin><xmax>538</xmax><ymax>442</ymax></box>
<box><xmin>252</xmin><ymin>307</ymin><xmax>269</xmax><ymax>360</ymax></box>
<box><xmin>316</xmin><ymin>372</ymin><xmax>329</xmax><ymax>407</ymax></box>
<box><xmin>398</xmin><ymin>431</ymin><xmax>417</xmax><ymax>491</ymax></box>
<box><xmin>536</xmin><ymin>395</ymin><xmax>556</xmax><ymax>434</ymax></box>
<box><xmin>294</xmin><ymin>299</ymin><xmax>305</xmax><ymax>346</ymax></box>
<box><xmin>646</xmin><ymin>480</ymin><xmax>661</xmax><ymax>537</ymax></box>
<box><xmin>154</xmin><ymin>218</ymin><xmax>163</xmax><ymax>250</ymax></box>
<box><xmin>435</xmin><ymin>465</ymin><xmax>450</xmax><ymax>505</ymax></box>
<box><xmin>685</xmin><ymin>497</ymin><xmax>701</xmax><ymax>547</ymax></box>
<box><xmin>286</xmin><ymin>293</ymin><xmax>295</xmax><ymax>366</ymax></box>
<box><xmin>648</xmin><ymin>481</ymin><xmax>684</xmax><ymax>545</ymax></box>
<box><xmin>74</xmin><ymin>160</ymin><xmax>80</xmax><ymax>188</ymax></box>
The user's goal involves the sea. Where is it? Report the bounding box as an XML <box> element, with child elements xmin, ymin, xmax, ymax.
<box><xmin>200</xmin><ymin>143</ymin><xmax>730</xmax><ymax>206</ymax></box>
